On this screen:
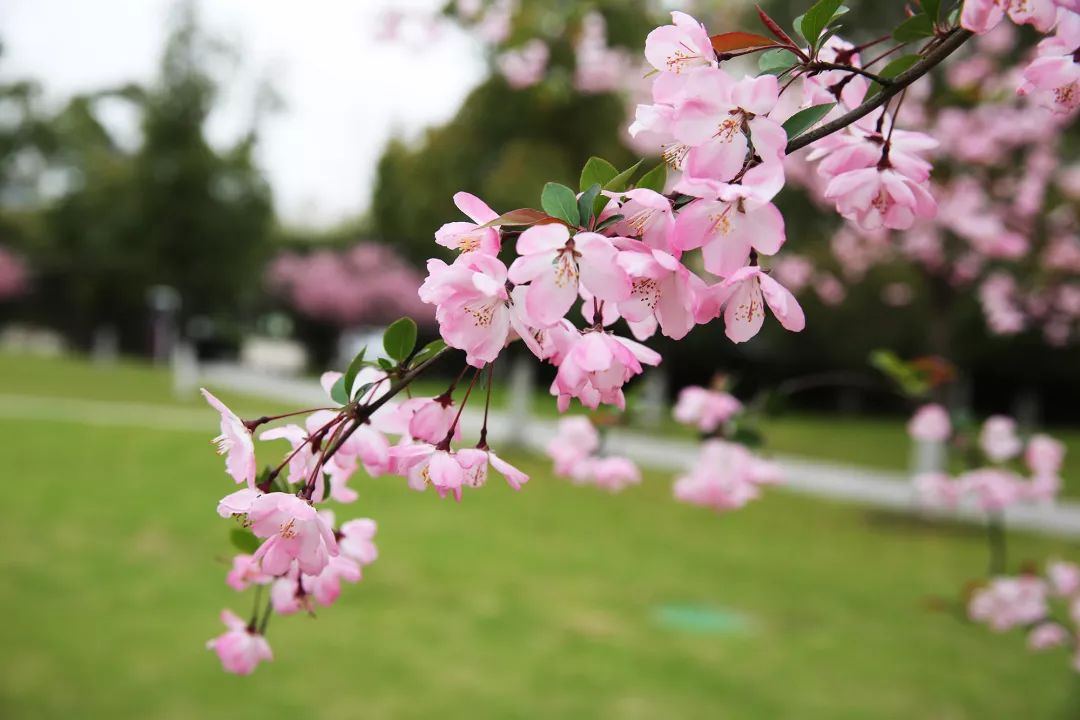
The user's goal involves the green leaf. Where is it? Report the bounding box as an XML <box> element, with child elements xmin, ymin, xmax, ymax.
<box><xmin>377</xmin><ymin>357</ymin><xmax>395</xmax><ymax>371</ymax></box>
<box><xmin>892</xmin><ymin>13</ymin><xmax>934</xmax><ymax>42</ymax></box>
<box><xmin>800</xmin><ymin>0</ymin><xmax>845</xmax><ymax>49</ymax></box>
<box><xmin>781</xmin><ymin>102</ymin><xmax>836</xmax><ymax>140</ymax></box>
<box><xmin>540</xmin><ymin>182</ymin><xmax>581</xmax><ymax>226</ymax></box>
<box><xmin>410</xmin><ymin>338</ymin><xmax>447</xmax><ymax>368</ymax></box>
<box><xmin>577</xmin><ymin>183</ymin><xmax>602</xmax><ymax>227</ymax></box>
<box><xmin>330</xmin><ymin>375</ymin><xmax>349</xmax><ymax>406</ymax></box>
<box><xmin>758</xmin><ymin>47</ymin><xmax>798</xmax><ymax>76</ymax></box>
<box><xmin>383</xmin><ymin>317</ymin><xmax>418</xmax><ymax>363</ymax></box>
<box><xmin>635</xmin><ymin>163</ymin><xmax>667</xmax><ymax>193</ymax></box>
<box><xmin>579</xmin><ymin>156</ymin><xmax>618</xmax><ymax>192</ymax></box>
<box><xmin>792</xmin><ymin>13</ymin><xmax>807</xmax><ymax>43</ymax></box>
<box><xmin>341</xmin><ymin>346</ymin><xmax>367</xmax><ymax>402</ymax></box>
<box><xmin>920</xmin><ymin>0</ymin><xmax>942</xmax><ymax>21</ymax></box>
<box><xmin>592</xmin><ymin>213</ymin><xmax>624</xmax><ymax>233</ymax></box>
<box><xmin>475</xmin><ymin>208</ymin><xmax>553</xmax><ymax>229</ymax></box>
<box><xmin>230</xmin><ymin>528</ymin><xmax>260</xmax><ymax>554</ymax></box>
<box><xmin>867</xmin><ymin>54</ymin><xmax>921</xmax><ymax>96</ymax></box>
<box><xmin>603</xmin><ymin>159</ymin><xmax>643</xmax><ymax>193</ymax></box>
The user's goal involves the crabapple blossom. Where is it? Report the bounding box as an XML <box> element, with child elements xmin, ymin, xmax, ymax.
<box><xmin>673</xmin><ymin>385</ymin><xmax>743</xmax><ymax>434</ymax></box>
<box><xmin>303</xmin><ymin>555</ymin><xmax>363</xmax><ymax>607</ymax></box>
<box><xmin>1048</xmin><ymin>561</ymin><xmax>1080</xmax><ymax>596</ymax></box>
<box><xmin>584</xmin><ymin>456</ymin><xmax>642</xmax><ymax>492</ymax></box>
<box><xmin>1026</xmin><ymin>434</ymin><xmax>1066</xmax><ymax>476</ymax></box>
<box><xmin>227</xmin><ymin>554</ymin><xmax>272</xmax><ymax>592</ymax></box>
<box><xmin>672</xmin><ymin>194</ymin><xmax>785</xmax><ymax>277</ymax></box>
<box><xmin>508</xmin><ymin>224</ymin><xmax>631</xmax><ymax>327</ymax></box>
<box><xmin>696</xmin><ymin>265</ymin><xmax>806</xmax><ymax>343</ymax></box>
<box><xmin>1028</xmin><ymin>622</ymin><xmax>1069</xmax><ymax>650</ymax></box>
<box><xmin>674</xmin><ymin>440</ymin><xmax>783</xmax><ymax>512</ymax></box>
<box><xmin>968</xmin><ymin>575</ymin><xmax>1049</xmax><ymax>631</ymax></box>
<box><xmin>914</xmin><ymin>472</ymin><xmax>964</xmax><ymax>507</ymax></box>
<box><xmin>546</xmin><ymin>416</ymin><xmax>601</xmax><ymax>476</ymax></box>
<box><xmin>217</xmin><ymin>487</ymin><xmax>262</xmax><ymax>519</ymax></box>
<box><xmin>201</xmin><ymin>389</ymin><xmax>257</xmax><ymax>489</ymax></box>
<box><xmin>248</xmin><ymin>493</ymin><xmax>339</xmax><ymax>576</ymax></box>
<box><xmin>613</xmin><ymin>239</ymin><xmax>700</xmax><ymax>340</ymax></box>
<box><xmin>338</xmin><ymin>518</ymin><xmax>379</xmax><ymax>566</ymax></box>
<box><xmin>456</xmin><ymin>447</ymin><xmax>530</xmax><ymax>490</ymax></box>
<box><xmin>207</xmin><ymin>610</ymin><xmax>272</xmax><ymax>675</ymax></box>
<box><xmin>960</xmin><ymin>0</ymin><xmax>1059</xmax><ymax>35</ymax></box>
<box><xmin>643</xmin><ymin>11</ymin><xmax>716</xmax><ymax>75</ymax></box>
<box><xmin>549</xmin><ymin>329</ymin><xmax>661</xmax><ymax>411</ymax></box>
<box><xmin>608</xmin><ymin>189</ymin><xmax>676</xmax><ymax>253</ymax></box>
<box><xmin>497</xmin><ymin>39</ymin><xmax>549</xmax><ymax>89</ymax></box>
<box><xmin>435</xmin><ymin>192</ymin><xmax>502</xmax><ymax>255</ymax></box>
<box><xmin>907</xmin><ymin>404</ymin><xmax>952</xmax><ymax>442</ymax></box>
<box><xmin>980</xmin><ymin>415</ymin><xmax>1023</xmax><ymax>462</ymax></box>
<box><xmin>824</xmin><ymin>166</ymin><xmax>937</xmax><ymax>232</ymax></box>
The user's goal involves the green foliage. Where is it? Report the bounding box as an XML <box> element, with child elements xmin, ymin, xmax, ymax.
<box><xmin>867</xmin><ymin>54</ymin><xmax>922</xmax><ymax>96</ymax></box>
<box><xmin>869</xmin><ymin>349</ymin><xmax>930</xmax><ymax>398</ymax></box>
<box><xmin>580</xmin><ymin>156</ymin><xmax>619</xmax><ymax>192</ymax></box>
<box><xmin>330</xmin><ymin>375</ymin><xmax>350</xmax><ymax>405</ymax></box>
<box><xmin>342</xmin><ymin>347</ymin><xmax>368</xmax><ymax>401</ymax></box>
<box><xmin>383</xmin><ymin>317</ymin><xmax>418</xmax><ymax>363</ymax></box>
<box><xmin>635</xmin><ymin>164</ymin><xmax>667</xmax><ymax>193</ymax></box>
<box><xmin>799</xmin><ymin>0</ymin><xmax>846</xmax><ymax>51</ymax></box>
<box><xmin>410</xmin><ymin>338</ymin><xmax>447</xmax><ymax>368</ymax></box>
<box><xmin>758</xmin><ymin>48</ymin><xmax>798</xmax><ymax>75</ymax></box>
<box><xmin>229</xmin><ymin>527</ymin><xmax>260</xmax><ymax>554</ymax></box>
<box><xmin>892</xmin><ymin>13</ymin><xmax>935</xmax><ymax>42</ymax></box>
<box><xmin>541</xmin><ymin>182</ymin><xmax>581</xmax><ymax>226</ymax></box>
<box><xmin>605</xmin><ymin>159</ymin><xmax>644</xmax><ymax>193</ymax></box>
<box><xmin>782</xmin><ymin>103</ymin><xmax>836</xmax><ymax>140</ymax></box>
<box><xmin>576</xmin><ymin>183</ymin><xmax>602</xmax><ymax>227</ymax></box>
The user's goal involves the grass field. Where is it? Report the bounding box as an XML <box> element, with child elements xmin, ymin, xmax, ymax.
<box><xmin>4</xmin><ymin>351</ymin><xmax>1080</xmax><ymax>718</ymax></box>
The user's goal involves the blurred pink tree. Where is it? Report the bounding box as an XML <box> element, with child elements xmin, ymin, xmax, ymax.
<box><xmin>0</xmin><ymin>246</ymin><xmax>28</xmax><ymax>300</ymax></box>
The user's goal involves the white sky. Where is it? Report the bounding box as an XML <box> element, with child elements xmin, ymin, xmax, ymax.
<box><xmin>0</xmin><ymin>0</ymin><xmax>486</xmax><ymax>228</ymax></box>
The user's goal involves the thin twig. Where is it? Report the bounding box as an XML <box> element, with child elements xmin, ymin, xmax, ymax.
<box><xmin>803</xmin><ymin>61</ymin><xmax>891</xmax><ymax>86</ymax></box>
<box><xmin>785</xmin><ymin>28</ymin><xmax>973</xmax><ymax>155</ymax></box>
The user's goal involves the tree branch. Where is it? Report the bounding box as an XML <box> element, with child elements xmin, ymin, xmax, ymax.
<box><xmin>802</xmin><ymin>61</ymin><xmax>892</xmax><ymax>86</ymax></box>
<box><xmin>785</xmin><ymin>28</ymin><xmax>973</xmax><ymax>155</ymax></box>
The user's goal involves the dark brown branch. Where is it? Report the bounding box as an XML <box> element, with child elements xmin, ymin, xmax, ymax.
<box><xmin>803</xmin><ymin>61</ymin><xmax>891</xmax><ymax>86</ymax></box>
<box><xmin>786</xmin><ymin>28</ymin><xmax>973</xmax><ymax>155</ymax></box>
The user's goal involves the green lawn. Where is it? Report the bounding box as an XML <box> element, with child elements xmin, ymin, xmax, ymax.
<box><xmin>4</xmin><ymin>351</ymin><xmax>1080</xmax><ymax>718</ymax></box>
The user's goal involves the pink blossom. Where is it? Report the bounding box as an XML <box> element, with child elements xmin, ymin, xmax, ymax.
<box><xmin>545</xmin><ymin>416</ymin><xmax>600</xmax><ymax>476</ymax></box>
<box><xmin>248</xmin><ymin>493</ymin><xmax>339</xmax><ymax>576</ymax></box>
<box><xmin>508</xmin><ymin>224</ymin><xmax>631</xmax><ymax>327</ymax></box>
<box><xmin>401</xmin><ymin>396</ymin><xmax>460</xmax><ymax>444</ymax></box>
<box><xmin>961</xmin><ymin>0</ymin><xmax>1059</xmax><ymax>34</ymax></box>
<box><xmin>549</xmin><ymin>330</ymin><xmax>661</xmax><ymax>411</ymax></box>
<box><xmin>643</xmin><ymin>11</ymin><xmax>716</xmax><ymax>75</ymax></box>
<box><xmin>608</xmin><ymin>189</ymin><xmax>676</xmax><ymax>253</ymax></box>
<box><xmin>0</xmin><ymin>246</ymin><xmax>28</xmax><ymax>299</ymax></box>
<box><xmin>614</xmin><ymin>239</ymin><xmax>701</xmax><ymax>340</ymax></box>
<box><xmin>391</xmin><ymin>443</ymin><xmax>470</xmax><ymax>501</ymax></box>
<box><xmin>497</xmin><ymin>39</ymin><xmax>549</xmax><ymax>89</ymax></box>
<box><xmin>201</xmin><ymin>389</ymin><xmax>257</xmax><ymax>489</ymax></box>
<box><xmin>420</xmin><ymin>250</ymin><xmax>538</xmax><ymax>367</ymax></box>
<box><xmin>672</xmin><ymin>196</ymin><xmax>785</xmax><ymax>277</ymax></box>
<box><xmin>1028</xmin><ymin>622</ymin><xmax>1069</xmax><ymax>650</ymax></box>
<box><xmin>824</xmin><ymin>167</ymin><xmax>937</xmax><ymax>231</ymax></box>
<box><xmin>574</xmin><ymin>12</ymin><xmax>632</xmax><ymax>93</ymax></box>
<box><xmin>673</xmin><ymin>386</ymin><xmax>743</xmax><ymax>433</ymax></box>
<box><xmin>206</xmin><ymin>609</ymin><xmax>272</xmax><ymax>675</ymax></box>
<box><xmin>1048</xmin><ymin>561</ymin><xmax>1080</xmax><ymax>596</ymax></box>
<box><xmin>586</xmin><ymin>456</ymin><xmax>642</xmax><ymax>492</ymax></box>
<box><xmin>696</xmin><ymin>266</ymin><xmax>806</xmax><ymax>343</ymax></box>
<box><xmin>674</xmin><ymin>440</ymin><xmax>782</xmax><ymax>512</ymax></box>
<box><xmin>226</xmin><ymin>554</ymin><xmax>271</xmax><ymax>592</ymax></box>
<box><xmin>217</xmin><ymin>487</ymin><xmax>262</xmax><ymax>519</ymax></box>
<box><xmin>1026</xmin><ymin>434</ymin><xmax>1066</xmax><ymax>476</ymax></box>
<box><xmin>962</xmin><ymin>468</ymin><xmax>1024</xmax><ymax>511</ymax></box>
<box><xmin>303</xmin><ymin>554</ymin><xmax>363</xmax><ymax>607</ymax></box>
<box><xmin>1018</xmin><ymin>55</ymin><xmax>1080</xmax><ymax>114</ymax></box>
<box><xmin>980</xmin><ymin>415</ymin><xmax>1023</xmax><ymax>462</ymax></box>
<box><xmin>434</xmin><ymin>192</ymin><xmax>502</xmax><ymax>254</ymax></box>
<box><xmin>908</xmin><ymin>404</ymin><xmax>952</xmax><ymax>442</ymax></box>
<box><xmin>969</xmin><ymin>576</ymin><xmax>1049</xmax><ymax>631</ymax></box>
<box><xmin>339</xmin><ymin>518</ymin><xmax>379</xmax><ymax>566</ymax></box>
<box><xmin>456</xmin><ymin>447</ymin><xmax>530</xmax><ymax>490</ymax></box>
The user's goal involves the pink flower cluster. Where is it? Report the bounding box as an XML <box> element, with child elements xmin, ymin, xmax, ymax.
<box><xmin>909</xmin><ymin>406</ymin><xmax>1066</xmax><ymax>511</ymax></box>
<box><xmin>673</xmin><ymin>385</ymin><xmax>743</xmax><ymax>434</ymax></box>
<box><xmin>673</xmin><ymin>439</ymin><xmax>783</xmax><ymax>513</ymax></box>
<box><xmin>544</xmin><ymin>416</ymin><xmax>641</xmax><ymax>492</ymax></box>
<box><xmin>268</xmin><ymin>243</ymin><xmax>431</xmax><ymax>329</ymax></box>
<box><xmin>969</xmin><ymin>560</ymin><xmax>1080</xmax><ymax>671</ymax></box>
<box><xmin>0</xmin><ymin>246</ymin><xmax>28</xmax><ymax>300</ymax></box>
<box><xmin>202</xmin><ymin>358</ymin><xmax>529</xmax><ymax>673</ymax></box>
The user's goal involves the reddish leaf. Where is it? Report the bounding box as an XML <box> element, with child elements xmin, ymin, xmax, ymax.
<box><xmin>477</xmin><ymin>208</ymin><xmax>556</xmax><ymax>229</ymax></box>
<box><xmin>710</xmin><ymin>31</ymin><xmax>779</xmax><ymax>53</ymax></box>
<box><xmin>755</xmin><ymin>5</ymin><xmax>800</xmax><ymax>48</ymax></box>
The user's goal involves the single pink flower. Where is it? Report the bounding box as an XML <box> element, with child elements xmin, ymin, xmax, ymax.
<box><xmin>1029</xmin><ymin>622</ymin><xmax>1069</xmax><ymax>650</ymax></box>
<box><xmin>907</xmin><ymin>404</ymin><xmax>952</xmax><ymax>442</ymax></box>
<box><xmin>302</xmin><ymin>554</ymin><xmax>363</xmax><ymax>607</ymax></box>
<box><xmin>643</xmin><ymin>11</ymin><xmax>716</xmax><ymax>75</ymax></box>
<box><xmin>1047</xmin><ymin>561</ymin><xmax>1080</xmax><ymax>596</ymax></box>
<box><xmin>1019</xmin><ymin>55</ymin><xmax>1080</xmax><ymax>115</ymax></box>
<box><xmin>508</xmin><ymin>224</ymin><xmax>632</xmax><ymax>327</ymax></box>
<box><xmin>434</xmin><ymin>192</ymin><xmax>502</xmax><ymax>254</ymax></box>
<box><xmin>339</xmin><ymin>518</ymin><xmax>379</xmax><ymax>566</ymax></box>
<box><xmin>248</xmin><ymin>493</ymin><xmax>339</xmax><ymax>576</ymax></box>
<box><xmin>587</xmin><ymin>456</ymin><xmax>642</xmax><ymax>492</ymax></box>
<box><xmin>672</xmin><ymin>196</ymin><xmax>785</xmax><ymax>277</ymax></box>
<box><xmin>201</xmin><ymin>388</ymin><xmax>257</xmax><ymax>489</ymax></box>
<box><xmin>608</xmin><ymin>189</ymin><xmax>676</xmax><ymax>254</ymax></box>
<box><xmin>550</xmin><ymin>330</ymin><xmax>661</xmax><ymax>411</ymax></box>
<box><xmin>824</xmin><ymin>167</ymin><xmax>937</xmax><ymax>232</ymax></box>
<box><xmin>980</xmin><ymin>415</ymin><xmax>1023</xmax><ymax>463</ymax></box>
<box><xmin>420</xmin><ymin>251</ymin><xmax>539</xmax><ymax>366</ymax></box>
<box><xmin>206</xmin><ymin>609</ymin><xmax>272</xmax><ymax>675</ymax></box>
<box><xmin>969</xmin><ymin>576</ymin><xmax>1049</xmax><ymax>631</ymax></box>
<box><xmin>696</xmin><ymin>266</ymin><xmax>805</xmax><ymax>343</ymax></box>
<box><xmin>497</xmin><ymin>39</ymin><xmax>549</xmax><ymax>89</ymax></box>
<box><xmin>961</xmin><ymin>0</ymin><xmax>1059</xmax><ymax>34</ymax></box>
<box><xmin>545</xmin><ymin>416</ymin><xmax>601</xmax><ymax>476</ymax></box>
<box><xmin>961</xmin><ymin>468</ymin><xmax>1024</xmax><ymax>511</ymax></box>
<box><xmin>614</xmin><ymin>239</ymin><xmax>702</xmax><ymax>340</ymax></box>
<box><xmin>217</xmin><ymin>487</ymin><xmax>263</xmax><ymax>519</ymax></box>
<box><xmin>674</xmin><ymin>440</ymin><xmax>781</xmax><ymax>512</ymax></box>
<box><xmin>226</xmin><ymin>554</ymin><xmax>272</xmax><ymax>592</ymax></box>
<box><xmin>672</xmin><ymin>386</ymin><xmax>743</xmax><ymax>433</ymax></box>
<box><xmin>457</xmin><ymin>447</ymin><xmax>530</xmax><ymax>490</ymax></box>
<box><xmin>1026</xmin><ymin>433</ymin><xmax>1066</xmax><ymax>476</ymax></box>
